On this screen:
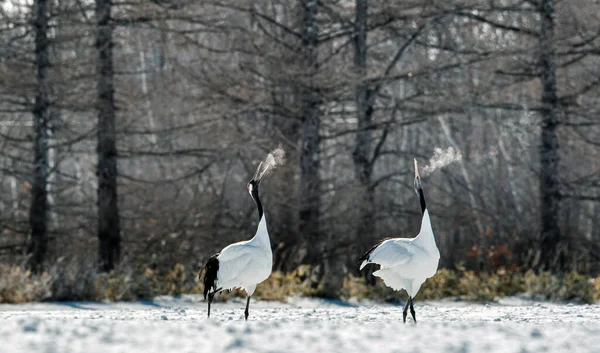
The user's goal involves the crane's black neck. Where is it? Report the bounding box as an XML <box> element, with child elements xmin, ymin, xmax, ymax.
<box><xmin>417</xmin><ymin>186</ymin><xmax>427</xmax><ymax>215</ymax></box>
<box><xmin>251</xmin><ymin>189</ymin><xmax>263</xmax><ymax>222</ymax></box>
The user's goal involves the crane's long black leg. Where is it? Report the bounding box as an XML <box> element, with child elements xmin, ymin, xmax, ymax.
<box><xmin>207</xmin><ymin>291</ymin><xmax>215</xmax><ymax>318</ymax></box>
<box><xmin>402</xmin><ymin>298</ymin><xmax>409</xmax><ymax>323</ymax></box>
<box><xmin>409</xmin><ymin>297</ymin><xmax>417</xmax><ymax>324</ymax></box>
<box><xmin>244</xmin><ymin>296</ymin><xmax>251</xmax><ymax>321</ymax></box>
<box><xmin>207</xmin><ymin>287</ymin><xmax>223</xmax><ymax>318</ymax></box>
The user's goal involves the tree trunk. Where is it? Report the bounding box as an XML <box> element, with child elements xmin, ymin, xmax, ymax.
<box><xmin>298</xmin><ymin>0</ymin><xmax>321</xmax><ymax>265</ymax></box>
<box><xmin>96</xmin><ymin>0</ymin><xmax>121</xmax><ymax>272</ymax></box>
<box><xmin>538</xmin><ymin>0</ymin><xmax>562</xmax><ymax>272</ymax></box>
<box><xmin>592</xmin><ymin>202</ymin><xmax>600</xmax><ymax>274</ymax></box>
<box><xmin>348</xmin><ymin>0</ymin><xmax>377</xmax><ymax>290</ymax></box>
<box><xmin>28</xmin><ymin>0</ymin><xmax>51</xmax><ymax>273</ymax></box>
<box><xmin>352</xmin><ymin>0</ymin><xmax>376</xmax><ymax>252</ymax></box>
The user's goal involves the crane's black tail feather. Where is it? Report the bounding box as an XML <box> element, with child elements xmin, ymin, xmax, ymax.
<box><xmin>202</xmin><ymin>254</ymin><xmax>220</xmax><ymax>300</ymax></box>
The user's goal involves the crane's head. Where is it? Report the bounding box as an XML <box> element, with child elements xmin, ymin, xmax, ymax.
<box><xmin>413</xmin><ymin>158</ymin><xmax>422</xmax><ymax>195</ymax></box>
<box><xmin>247</xmin><ymin>178</ymin><xmax>261</xmax><ymax>196</ymax></box>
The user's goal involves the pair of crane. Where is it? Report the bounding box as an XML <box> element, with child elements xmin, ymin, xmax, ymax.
<box><xmin>201</xmin><ymin>157</ymin><xmax>440</xmax><ymax>323</ymax></box>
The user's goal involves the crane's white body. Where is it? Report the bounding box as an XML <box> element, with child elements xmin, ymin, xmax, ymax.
<box><xmin>360</xmin><ymin>210</ymin><xmax>439</xmax><ymax>297</ymax></box>
<box><xmin>215</xmin><ymin>215</ymin><xmax>272</xmax><ymax>296</ymax></box>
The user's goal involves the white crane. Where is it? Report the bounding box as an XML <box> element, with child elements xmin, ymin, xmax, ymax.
<box><xmin>358</xmin><ymin>159</ymin><xmax>439</xmax><ymax>323</ymax></box>
<box><xmin>201</xmin><ymin>166</ymin><xmax>273</xmax><ymax>320</ymax></box>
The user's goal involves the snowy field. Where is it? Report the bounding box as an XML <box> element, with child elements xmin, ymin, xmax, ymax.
<box><xmin>1</xmin><ymin>296</ymin><xmax>599</xmax><ymax>353</ymax></box>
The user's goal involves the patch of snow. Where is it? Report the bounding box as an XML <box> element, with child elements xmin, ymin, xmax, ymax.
<box><xmin>1</xmin><ymin>296</ymin><xmax>599</xmax><ymax>353</ymax></box>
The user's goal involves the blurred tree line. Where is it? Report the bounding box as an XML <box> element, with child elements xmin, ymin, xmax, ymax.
<box><xmin>0</xmin><ymin>0</ymin><xmax>599</xmax><ymax>298</ymax></box>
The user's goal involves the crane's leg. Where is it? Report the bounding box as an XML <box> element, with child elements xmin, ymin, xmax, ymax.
<box><xmin>409</xmin><ymin>297</ymin><xmax>417</xmax><ymax>324</ymax></box>
<box><xmin>207</xmin><ymin>291</ymin><xmax>215</xmax><ymax>318</ymax></box>
<box><xmin>402</xmin><ymin>298</ymin><xmax>409</xmax><ymax>323</ymax></box>
<box><xmin>207</xmin><ymin>288</ymin><xmax>222</xmax><ymax>318</ymax></box>
<box><xmin>244</xmin><ymin>296</ymin><xmax>251</xmax><ymax>321</ymax></box>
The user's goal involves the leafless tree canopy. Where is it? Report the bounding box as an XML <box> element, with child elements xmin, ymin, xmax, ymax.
<box><xmin>0</xmin><ymin>0</ymin><xmax>599</xmax><ymax>296</ymax></box>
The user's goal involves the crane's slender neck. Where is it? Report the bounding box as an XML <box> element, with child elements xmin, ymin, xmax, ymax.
<box><xmin>418</xmin><ymin>187</ymin><xmax>427</xmax><ymax>215</ymax></box>
<box><xmin>251</xmin><ymin>189</ymin><xmax>263</xmax><ymax>223</ymax></box>
<box><xmin>415</xmin><ymin>183</ymin><xmax>436</xmax><ymax>251</ymax></box>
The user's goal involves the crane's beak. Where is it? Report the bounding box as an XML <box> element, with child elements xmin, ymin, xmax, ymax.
<box><xmin>414</xmin><ymin>158</ymin><xmax>420</xmax><ymax>179</ymax></box>
<box><xmin>252</xmin><ymin>162</ymin><xmax>263</xmax><ymax>181</ymax></box>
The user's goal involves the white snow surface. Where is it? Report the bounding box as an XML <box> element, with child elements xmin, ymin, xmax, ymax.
<box><xmin>1</xmin><ymin>296</ymin><xmax>599</xmax><ymax>353</ymax></box>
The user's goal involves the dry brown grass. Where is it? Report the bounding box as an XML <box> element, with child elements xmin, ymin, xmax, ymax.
<box><xmin>1</xmin><ymin>263</ymin><xmax>598</xmax><ymax>304</ymax></box>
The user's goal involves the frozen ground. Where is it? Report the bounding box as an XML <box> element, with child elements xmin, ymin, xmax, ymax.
<box><xmin>1</xmin><ymin>296</ymin><xmax>599</xmax><ymax>353</ymax></box>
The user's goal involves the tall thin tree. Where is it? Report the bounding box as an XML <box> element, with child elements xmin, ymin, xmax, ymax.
<box><xmin>538</xmin><ymin>0</ymin><xmax>562</xmax><ymax>271</ymax></box>
<box><xmin>28</xmin><ymin>0</ymin><xmax>51</xmax><ymax>273</ymax></box>
<box><xmin>352</xmin><ymin>0</ymin><xmax>375</xmax><ymax>256</ymax></box>
<box><xmin>95</xmin><ymin>0</ymin><xmax>121</xmax><ymax>271</ymax></box>
<box><xmin>298</xmin><ymin>0</ymin><xmax>321</xmax><ymax>263</ymax></box>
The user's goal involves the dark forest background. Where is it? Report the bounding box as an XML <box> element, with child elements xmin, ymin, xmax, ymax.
<box><xmin>1</xmin><ymin>0</ymin><xmax>600</xmax><ymax>299</ymax></box>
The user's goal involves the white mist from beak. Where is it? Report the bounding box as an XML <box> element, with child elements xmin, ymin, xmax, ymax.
<box><xmin>422</xmin><ymin>147</ymin><xmax>462</xmax><ymax>176</ymax></box>
<box><xmin>252</xmin><ymin>146</ymin><xmax>286</xmax><ymax>182</ymax></box>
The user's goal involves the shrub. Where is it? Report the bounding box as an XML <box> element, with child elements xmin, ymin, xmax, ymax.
<box><xmin>342</xmin><ymin>268</ymin><xmax>597</xmax><ymax>304</ymax></box>
<box><xmin>0</xmin><ymin>262</ymin><xmax>598</xmax><ymax>304</ymax></box>
<box><xmin>0</xmin><ymin>265</ymin><xmax>52</xmax><ymax>303</ymax></box>
<box><xmin>419</xmin><ymin>268</ymin><xmax>461</xmax><ymax>299</ymax></box>
<box><xmin>340</xmin><ymin>273</ymin><xmax>398</xmax><ymax>302</ymax></box>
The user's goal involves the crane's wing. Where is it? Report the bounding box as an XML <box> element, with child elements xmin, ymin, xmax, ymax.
<box><xmin>216</xmin><ymin>243</ymin><xmax>254</xmax><ymax>288</ymax></box>
<box><xmin>359</xmin><ymin>238</ymin><xmax>414</xmax><ymax>270</ymax></box>
<box><xmin>217</xmin><ymin>240</ymin><xmax>252</xmax><ymax>262</ymax></box>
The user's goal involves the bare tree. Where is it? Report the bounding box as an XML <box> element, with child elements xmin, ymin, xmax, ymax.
<box><xmin>538</xmin><ymin>0</ymin><xmax>562</xmax><ymax>271</ymax></box>
<box><xmin>27</xmin><ymin>0</ymin><xmax>51</xmax><ymax>273</ymax></box>
<box><xmin>298</xmin><ymin>0</ymin><xmax>321</xmax><ymax>264</ymax></box>
<box><xmin>352</xmin><ymin>0</ymin><xmax>375</xmax><ymax>254</ymax></box>
<box><xmin>2</xmin><ymin>0</ymin><xmax>600</xmax><ymax>298</ymax></box>
<box><xmin>95</xmin><ymin>0</ymin><xmax>121</xmax><ymax>271</ymax></box>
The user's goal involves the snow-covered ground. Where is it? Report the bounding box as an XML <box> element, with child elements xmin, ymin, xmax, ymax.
<box><xmin>1</xmin><ymin>296</ymin><xmax>599</xmax><ymax>353</ymax></box>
